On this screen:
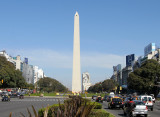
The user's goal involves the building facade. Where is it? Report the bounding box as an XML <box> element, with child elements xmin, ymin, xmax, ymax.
<box><xmin>113</xmin><ymin>64</ymin><xmax>122</xmax><ymax>86</ymax></box>
<box><xmin>34</xmin><ymin>66</ymin><xmax>44</xmax><ymax>84</ymax></box>
<box><xmin>82</xmin><ymin>72</ymin><xmax>91</xmax><ymax>92</ymax></box>
<box><xmin>12</xmin><ymin>55</ymin><xmax>23</xmax><ymax>71</ymax></box>
<box><xmin>22</xmin><ymin>63</ymin><xmax>34</xmax><ymax>84</ymax></box>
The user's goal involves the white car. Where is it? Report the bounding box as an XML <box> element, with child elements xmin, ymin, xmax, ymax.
<box><xmin>138</xmin><ymin>95</ymin><xmax>153</xmax><ymax>111</ymax></box>
<box><xmin>123</xmin><ymin>100</ymin><xmax>148</xmax><ymax>117</ymax></box>
<box><xmin>150</xmin><ymin>94</ymin><xmax>155</xmax><ymax>103</ymax></box>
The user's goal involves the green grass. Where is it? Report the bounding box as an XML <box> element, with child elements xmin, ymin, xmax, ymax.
<box><xmin>24</xmin><ymin>92</ymin><xmax>109</xmax><ymax>97</ymax></box>
<box><xmin>80</xmin><ymin>93</ymin><xmax>108</xmax><ymax>97</ymax></box>
<box><xmin>25</xmin><ymin>92</ymin><xmax>57</xmax><ymax>96</ymax></box>
<box><xmin>89</xmin><ymin>109</ymin><xmax>115</xmax><ymax>117</ymax></box>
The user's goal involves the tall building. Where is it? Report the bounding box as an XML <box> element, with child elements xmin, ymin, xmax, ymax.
<box><xmin>13</xmin><ymin>55</ymin><xmax>23</xmax><ymax>71</ymax></box>
<box><xmin>72</xmin><ymin>12</ymin><xmax>81</xmax><ymax>93</ymax></box>
<box><xmin>82</xmin><ymin>72</ymin><xmax>91</xmax><ymax>92</ymax></box>
<box><xmin>0</xmin><ymin>50</ymin><xmax>15</xmax><ymax>64</ymax></box>
<box><xmin>144</xmin><ymin>43</ymin><xmax>156</xmax><ymax>57</ymax></box>
<box><xmin>34</xmin><ymin>66</ymin><xmax>44</xmax><ymax>84</ymax></box>
<box><xmin>122</xmin><ymin>66</ymin><xmax>132</xmax><ymax>85</ymax></box>
<box><xmin>126</xmin><ymin>54</ymin><xmax>135</xmax><ymax>67</ymax></box>
<box><xmin>113</xmin><ymin>64</ymin><xmax>122</xmax><ymax>86</ymax></box>
<box><xmin>22</xmin><ymin>62</ymin><xmax>34</xmax><ymax>84</ymax></box>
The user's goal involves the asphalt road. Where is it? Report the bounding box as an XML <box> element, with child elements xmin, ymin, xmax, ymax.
<box><xmin>0</xmin><ymin>97</ymin><xmax>65</xmax><ymax>117</ymax></box>
<box><xmin>102</xmin><ymin>101</ymin><xmax>160</xmax><ymax>117</ymax></box>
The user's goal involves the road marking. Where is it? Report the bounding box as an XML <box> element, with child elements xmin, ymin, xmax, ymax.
<box><xmin>9</xmin><ymin>98</ymin><xmax>64</xmax><ymax>102</ymax></box>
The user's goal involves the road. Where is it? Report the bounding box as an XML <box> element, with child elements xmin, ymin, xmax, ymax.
<box><xmin>102</xmin><ymin>101</ymin><xmax>160</xmax><ymax>117</ymax></box>
<box><xmin>0</xmin><ymin>97</ymin><xmax>65</xmax><ymax>117</ymax></box>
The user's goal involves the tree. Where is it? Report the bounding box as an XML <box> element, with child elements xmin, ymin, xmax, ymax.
<box><xmin>128</xmin><ymin>59</ymin><xmax>160</xmax><ymax>96</ymax></box>
<box><xmin>0</xmin><ymin>56</ymin><xmax>26</xmax><ymax>88</ymax></box>
<box><xmin>37</xmin><ymin>77</ymin><xmax>68</xmax><ymax>92</ymax></box>
<box><xmin>102</xmin><ymin>79</ymin><xmax>118</xmax><ymax>92</ymax></box>
<box><xmin>88</xmin><ymin>79</ymin><xmax>117</xmax><ymax>93</ymax></box>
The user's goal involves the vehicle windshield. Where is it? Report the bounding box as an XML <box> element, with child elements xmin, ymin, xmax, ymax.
<box><xmin>142</xmin><ymin>97</ymin><xmax>152</xmax><ymax>101</ymax></box>
<box><xmin>148</xmin><ymin>97</ymin><xmax>152</xmax><ymax>101</ymax></box>
<box><xmin>134</xmin><ymin>101</ymin><xmax>145</xmax><ymax>105</ymax></box>
<box><xmin>112</xmin><ymin>98</ymin><xmax>122</xmax><ymax>102</ymax></box>
<box><xmin>142</xmin><ymin>97</ymin><xmax>147</xmax><ymax>101</ymax></box>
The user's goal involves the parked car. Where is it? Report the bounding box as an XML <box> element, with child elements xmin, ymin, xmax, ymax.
<box><xmin>138</xmin><ymin>95</ymin><xmax>153</xmax><ymax>111</ymax></box>
<box><xmin>92</xmin><ymin>95</ymin><xmax>97</xmax><ymax>100</ymax></box>
<box><xmin>108</xmin><ymin>97</ymin><xmax>123</xmax><ymax>109</ymax></box>
<box><xmin>2</xmin><ymin>95</ymin><xmax>10</xmax><ymax>101</ymax></box>
<box><xmin>96</xmin><ymin>96</ymin><xmax>103</xmax><ymax>103</ymax></box>
<box><xmin>19</xmin><ymin>94</ymin><xmax>24</xmax><ymax>99</ymax></box>
<box><xmin>123</xmin><ymin>100</ymin><xmax>148</xmax><ymax>117</ymax></box>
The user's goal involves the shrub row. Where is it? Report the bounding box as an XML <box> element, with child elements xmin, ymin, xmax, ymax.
<box><xmin>38</xmin><ymin>97</ymin><xmax>114</xmax><ymax>117</ymax></box>
<box><xmin>89</xmin><ymin>109</ymin><xmax>115</xmax><ymax>117</ymax></box>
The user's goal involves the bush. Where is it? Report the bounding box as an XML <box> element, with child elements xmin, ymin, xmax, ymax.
<box><xmin>38</xmin><ymin>108</ymin><xmax>45</xmax><ymax>117</ymax></box>
<box><xmin>38</xmin><ymin>104</ymin><xmax>64</xmax><ymax>117</ymax></box>
<box><xmin>89</xmin><ymin>109</ymin><xmax>115</xmax><ymax>117</ymax></box>
<box><xmin>88</xmin><ymin>102</ymin><xmax>102</xmax><ymax>109</ymax></box>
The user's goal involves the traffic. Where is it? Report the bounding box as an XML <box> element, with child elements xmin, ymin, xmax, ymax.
<box><xmin>92</xmin><ymin>92</ymin><xmax>160</xmax><ymax>117</ymax></box>
<box><xmin>0</xmin><ymin>88</ymin><xmax>29</xmax><ymax>102</ymax></box>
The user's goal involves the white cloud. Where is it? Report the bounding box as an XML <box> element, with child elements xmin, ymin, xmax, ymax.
<box><xmin>6</xmin><ymin>48</ymin><xmax>126</xmax><ymax>89</ymax></box>
<box><xmin>81</xmin><ymin>52</ymin><xmax>126</xmax><ymax>69</ymax></box>
<box><xmin>7</xmin><ymin>49</ymin><xmax>126</xmax><ymax>69</ymax></box>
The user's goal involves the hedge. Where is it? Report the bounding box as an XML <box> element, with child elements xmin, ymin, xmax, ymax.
<box><xmin>87</xmin><ymin>102</ymin><xmax>102</xmax><ymax>109</ymax></box>
<box><xmin>38</xmin><ymin>104</ymin><xmax>64</xmax><ymax>117</ymax></box>
<box><xmin>89</xmin><ymin>109</ymin><xmax>115</xmax><ymax>117</ymax></box>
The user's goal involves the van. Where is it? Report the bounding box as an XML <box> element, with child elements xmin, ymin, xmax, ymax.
<box><xmin>138</xmin><ymin>95</ymin><xmax>153</xmax><ymax>111</ymax></box>
<box><xmin>109</xmin><ymin>92</ymin><xmax>115</xmax><ymax>97</ymax></box>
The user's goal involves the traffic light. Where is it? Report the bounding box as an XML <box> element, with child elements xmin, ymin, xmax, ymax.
<box><xmin>1</xmin><ymin>79</ymin><xmax>3</xmax><ymax>84</ymax></box>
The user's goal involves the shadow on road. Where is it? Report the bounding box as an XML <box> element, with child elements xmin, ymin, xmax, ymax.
<box><xmin>118</xmin><ymin>114</ymin><xmax>125</xmax><ymax>116</ymax></box>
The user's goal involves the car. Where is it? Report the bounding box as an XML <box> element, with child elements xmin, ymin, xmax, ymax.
<box><xmin>2</xmin><ymin>95</ymin><xmax>10</xmax><ymax>101</ymax></box>
<box><xmin>96</xmin><ymin>96</ymin><xmax>103</xmax><ymax>103</ymax></box>
<box><xmin>138</xmin><ymin>95</ymin><xmax>153</xmax><ymax>111</ymax></box>
<box><xmin>123</xmin><ymin>97</ymin><xmax>132</xmax><ymax>104</ymax></box>
<box><xmin>156</xmin><ymin>94</ymin><xmax>160</xmax><ymax>99</ymax></box>
<box><xmin>108</xmin><ymin>97</ymin><xmax>123</xmax><ymax>109</ymax></box>
<box><xmin>103</xmin><ymin>95</ymin><xmax>108</xmax><ymax>101</ymax></box>
<box><xmin>92</xmin><ymin>95</ymin><xmax>97</xmax><ymax>100</ymax></box>
<box><xmin>109</xmin><ymin>92</ymin><xmax>115</xmax><ymax>97</ymax></box>
<box><xmin>107</xmin><ymin>96</ymin><xmax>112</xmax><ymax>102</ymax></box>
<box><xmin>123</xmin><ymin>100</ymin><xmax>148</xmax><ymax>117</ymax></box>
<box><xmin>19</xmin><ymin>94</ymin><xmax>24</xmax><ymax>99</ymax></box>
<box><xmin>150</xmin><ymin>94</ymin><xmax>155</xmax><ymax>103</ymax></box>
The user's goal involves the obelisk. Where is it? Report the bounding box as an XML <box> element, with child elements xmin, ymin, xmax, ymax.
<box><xmin>72</xmin><ymin>11</ymin><xmax>81</xmax><ymax>93</ymax></box>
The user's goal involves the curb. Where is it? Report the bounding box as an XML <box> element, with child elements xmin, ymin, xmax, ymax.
<box><xmin>24</xmin><ymin>96</ymin><xmax>69</xmax><ymax>98</ymax></box>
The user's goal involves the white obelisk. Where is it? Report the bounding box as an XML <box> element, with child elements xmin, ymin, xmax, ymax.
<box><xmin>72</xmin><ymin>11</ymin><xmax>81</xmax><ymax>93</ymax></box>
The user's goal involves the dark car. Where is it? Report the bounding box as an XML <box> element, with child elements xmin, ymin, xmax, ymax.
<box><xmin>103</xmin><ymin>95</ymin><xmax>108</xmax><ymax>101</ymax></box>
<box><xmin>19</xmin><ymin>94</ymin><xmax>24</xmax><ymax>99</ymax></box>
<box><xmin>96</xmin><ymin>96</ymin><xmax>103</xmax><ymax>103</ymax></box>
<box><xmin>92</xmin><ymin>95</ymin><xmax>97</xmax><ymax>100</ymax></box>
<box><xmin>108</xmin><ymin>97</ymin><xmax>123</xmax><ymax>109</ymax></box>
<box><xmin>107</xmin><ymin>96</ymin><xmax>112</xmax><ymax>102</ymax></box>
<box><xmin>2</xmin><ymin>95</ymin><xmax>10</xmax><ymax>101</ymax></box>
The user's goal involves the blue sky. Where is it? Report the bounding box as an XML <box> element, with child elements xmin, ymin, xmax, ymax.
<box><xmin>0</xmin><ymin>0</ymin><xmax>160</xmax><ymax>89</ymax></box>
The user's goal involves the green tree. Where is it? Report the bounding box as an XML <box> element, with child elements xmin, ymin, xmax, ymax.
<box><xmin>128</xmin><ymin>59</ymin><xmax>160</xmax><ymax>96</ymax></box>
<box><xmin>102</xmin><ymin>79</ymin><xmax>118</xmax><ymax>92</ymax></box>
<box><xmin>88</xmin><ymin>79</ymin><xmax>117</xmax><ymax>93</ymax></box>
<box><xmin>37</xmin><ymin>77</ymin><xmax>68</xmax><ymax>92</ymax></box>
<box><xmin>0</xmin><ymin>56</ymin><xmax>26</xmax><ymax>88</ymax></box>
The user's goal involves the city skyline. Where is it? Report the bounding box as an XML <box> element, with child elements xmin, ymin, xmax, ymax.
<box><xmin>0</xmin><ymin>1</ymin><xmax>160</xmax><ymax>89</ymax></box>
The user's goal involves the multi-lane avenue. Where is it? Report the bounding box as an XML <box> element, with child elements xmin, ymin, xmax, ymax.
<box><xmin>1</xmin><ymin>97</ymin><xmax>160</xmax><ymax>117</ymax></box>
<box><xmin>0</xmin><ymin>97</ymin><xmax>65</xmax><ymax>117</ymax></box>
<box><xmin>102</xmin><ymin>101</ymin><xmax>160</xmax><ymax>117</ymax></box>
